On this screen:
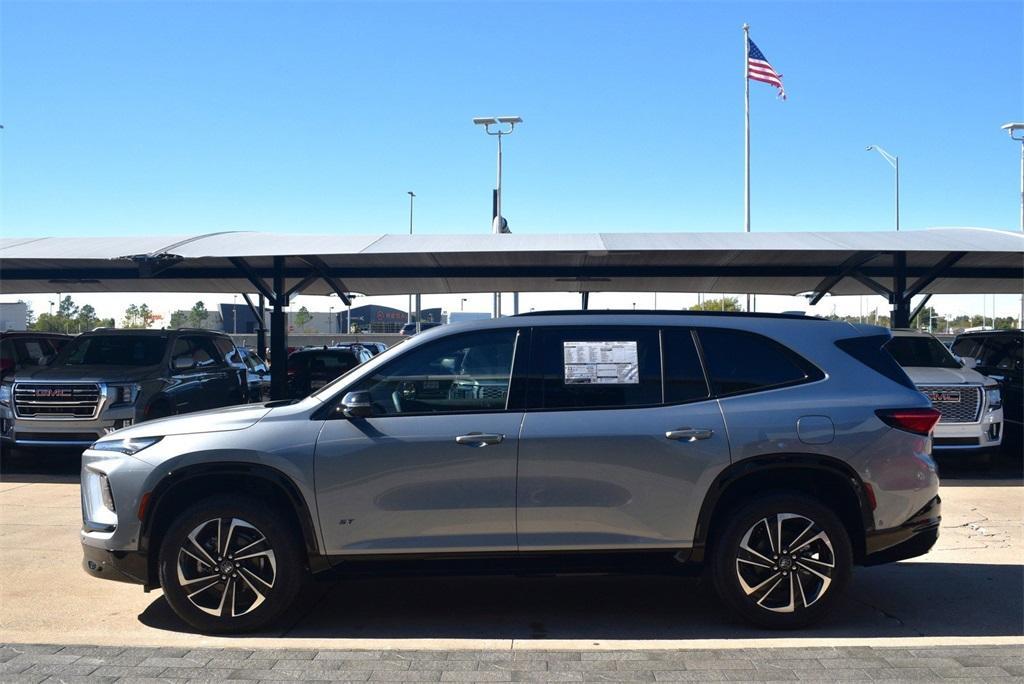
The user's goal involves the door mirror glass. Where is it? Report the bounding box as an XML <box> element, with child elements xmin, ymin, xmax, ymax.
<box><xmin>340</xmin><ymin>390</ymin><xmax>373</xmax><ymax>418</ymax></box>
<box><xmin>172</xmin><ymin>355</ymin><xmax>196</xmax><ymax>370</ymax></box>
<box><xmin>959</xmin><ymin>356</ymin><xmax>978</xmax><ymax>369</ymax></box>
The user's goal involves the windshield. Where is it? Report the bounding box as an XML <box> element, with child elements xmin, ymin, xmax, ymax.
<box><xmin>884</xmin><ymin>336</ymin><xmax>961</xmax><ymax>369</ymax></box>
<box><xmin>57</xmin><ymin>335</ymin><xmax>168</xmax><ymax>367</ymax></box>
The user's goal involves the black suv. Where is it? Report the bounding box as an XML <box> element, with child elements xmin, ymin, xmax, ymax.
<box><xmin>287</xmin><ymin>345</ymin><xmax>372</xmax><ymax>398</ymax></box>
<box><xmin>0</xmin><ymin>328</ymin><xmax>247</xmax><ymax>449</ymax></box>
<box><xmin>952</xmin><ymin>329</ymin><xmax>1023</xmax><ymax>453</ymax></box>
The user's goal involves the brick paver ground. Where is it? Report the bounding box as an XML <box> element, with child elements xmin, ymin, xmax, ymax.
<box><xmin>0</xmin><ymin>643</ymin><xmax>1021</xmax><ymax>683</ymax></box>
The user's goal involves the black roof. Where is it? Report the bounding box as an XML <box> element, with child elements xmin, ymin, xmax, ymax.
<box><xmin>1</xmin><ymin>330</ymin><xmax>72</xmax><ymax>338</ymax></box>
<box><xmin>953</xmin><ymin>329</ymin><xmax>1022</xmax><ymax>338</ymax></box>
<box><xmin>513</xmin><ymin>310</ymin><xmax>826</xmax><ymax>321</ymax></box>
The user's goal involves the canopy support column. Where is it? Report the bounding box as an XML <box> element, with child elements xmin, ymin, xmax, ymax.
<box><xmin>891</xmin><ymin>251</ymin><xmax>910</xmax><ymax>328</ymax></box>
<box><xmin>270</xmin><ymin>256</ymin><xmax>290</xmax><ymax>400</ymax></box>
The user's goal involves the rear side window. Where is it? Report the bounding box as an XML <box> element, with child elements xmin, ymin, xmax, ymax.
<box><xmin>662</xmin><ymin>329</ymin><xmax>710</xmax><ymax>403</ymax></box>
<box><xmin>697</xmin><ymin>328</ymin><xmax>817</xmax><ymax>396</ymax></box>
<box><xmin>533</xmin><ymin>327</ymin><xmax>661</xmax><ymax>409</ymax></box>
<box><xmin>835</xmin><ymin>335</ymin><xmax>916</xmax><ymax>390</ymax></box>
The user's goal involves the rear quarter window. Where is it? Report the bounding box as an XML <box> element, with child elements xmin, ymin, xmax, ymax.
<box><xmin>697</xmin><ymin>328</ymin><xmax>820</xmax><ymax>396</ymax></box>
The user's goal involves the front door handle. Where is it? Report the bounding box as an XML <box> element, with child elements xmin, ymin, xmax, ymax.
<box><xmin>455</xmin><ymin>432</ymin><xmax>505</xmax><ymax>446</ymax></box>
<box><xmin>665</xmin><ymin>428</ymin><xmax>714</xmax><ymax>442</ymax></box>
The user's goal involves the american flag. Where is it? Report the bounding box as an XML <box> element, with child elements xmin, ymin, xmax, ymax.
<box><xmin>747</xmin><ymin>39</ymin><xmax>786</xmax><ymax>100</ymax></box>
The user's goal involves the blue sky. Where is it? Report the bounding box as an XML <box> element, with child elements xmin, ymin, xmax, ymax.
<box><xmin>1</xmin><ymin>1</ymin><xmax>1021</xmax><ymax>320</ymax></box>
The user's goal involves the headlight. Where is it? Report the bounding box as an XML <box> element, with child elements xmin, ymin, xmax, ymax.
<box><xmin>0</xmin><ymin>384</ymin><xmax>10</xmax><ymax>406</ymax></box>
<box><xmin>986</xmin><ymin>387</ymin><xmax>1002</xmax><ymax>411</ymax></box>
<box><xmin>91</xmin><ymin>436</ymin><xmax>162</xmax><ymax>455</ymax></box>
<box><xmin>108</xmin><ymin>383</ymin><xmax>141</xmax><ymax>405</ymax></box>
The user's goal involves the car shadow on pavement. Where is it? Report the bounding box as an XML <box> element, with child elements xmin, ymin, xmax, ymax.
<box><xmin>138</xmin><ymin>561</ymin><xmax>1023</xmax><ymax>640</ymax></box>
<box><xmin>0</xmin><ymin>447</ymin><xmax>82</xmax><ymax>484</ymax></box>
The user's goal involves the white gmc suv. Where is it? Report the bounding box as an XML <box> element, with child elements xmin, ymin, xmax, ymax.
<box><xmin>885</xmin><ymin>329</ymin><xmax>1003</xmax><ymax>461</ymax></box>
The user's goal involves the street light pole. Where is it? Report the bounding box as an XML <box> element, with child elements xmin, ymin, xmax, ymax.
<box><xmin>1002</xmin><ymin>123</ymin><xmax>1024</xmax><ymax>231</ymax></box>
<box><xmin>407</xmin><ymin>191</ymin><xmax>416</xmax><ymax>328</ymax></box>
<box><xmin>867</xmin><ymin>145</ymin><xmax>900</xmax><ymax>231</ymax></box>
<box><xmin>473</xmin><ymin>116</ymin><xmax>522</xmax><ymax>318</ymax></box>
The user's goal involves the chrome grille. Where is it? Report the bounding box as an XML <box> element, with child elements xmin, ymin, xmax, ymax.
<box><xmin>918</xmin><ymin>384</ymin><xmax>982</xmax><ymax>424</ymax></box>
<box><xmin>13</xmin><ymin>383</ymin><xmax>102</xmax><ymax>419</ymax></box>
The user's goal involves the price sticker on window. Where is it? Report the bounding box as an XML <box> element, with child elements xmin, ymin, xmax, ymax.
<box><xmin>563</xmin><ymin>341</ymin><xmax>640</xmax><ymax>384</ymax></box>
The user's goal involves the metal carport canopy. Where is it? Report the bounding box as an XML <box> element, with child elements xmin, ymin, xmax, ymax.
<box><xmin>1</xmin><ymin>227</ymin><xmax>1022</xmax><ymax>297</ymax></box>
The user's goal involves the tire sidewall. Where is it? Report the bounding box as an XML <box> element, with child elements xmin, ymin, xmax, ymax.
<box><xmin>711</xmin><ymin>493</ymin><xmax>852</xmax><ymax>629</ymax></box>
<box><xmin>158</xmin><ymin>495</ymin><xmax>305</xmax><ymax>633</ymax></box>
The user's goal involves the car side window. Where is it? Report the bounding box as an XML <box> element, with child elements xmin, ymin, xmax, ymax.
<box><xmin>662</xmin><ymin>329</ymin><xmax>711</xmax><ymax>403</ymax></box>
<box><xmin>170</xmin><ymin>338</ymin><xmax>193</xmax><ymax>368</ymax></box>
<box><xmin>213</xmin><ymin>338</ymin><xmax>237</xmax><ymax>363</ymax></box>
<box><xmin>181</xmin><ymin>336</ymin><xmax>223</xmax><ymax>367</ymax></box>
<box><xmin>982</xmin><ymin>337</ymin><xmax>1022</xmax><ymax>371</ymax></box>
<box><xmin>351</xmin><ymin>329</ymin><xmax>518</xmax><ymax>416</ymax></box>
<box><xmin>533</xmin><ymin>327</ymin><xmax>661</xmax><ymax>409</ymax></box>
<box><xmin>697</xmin><ymin>328</ymin><xmax>816</xmax><ymax>396</ymax></box>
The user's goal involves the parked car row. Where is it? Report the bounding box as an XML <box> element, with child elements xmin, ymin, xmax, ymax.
<box><xmin>0</xmin><ymin>329</ymin><xmax>386</xmax><ymax>451</ymax></box>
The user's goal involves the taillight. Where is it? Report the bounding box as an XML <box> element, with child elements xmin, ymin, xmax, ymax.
<box><xmin>875</xmin><ymin>408</ymin><xmax>941</xmax><ymax>436</ymax></box>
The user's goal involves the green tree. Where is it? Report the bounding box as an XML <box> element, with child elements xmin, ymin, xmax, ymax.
<box><xmin>689</xmin><ymin>296</ymin><xmax>741</xmax><ymax>312</ymax></box>
<box><xmin>20</xmin><ymin>300</ymin><xmax>35</xmax><ymax>328</ymax></box>
<box><xmin>122</xmin><ymin>304</ymin><xmax>156</xmax><ymax>329</ymax></box>
<box><xmin>169</xmin><ymin>311</ymin><xmax>188</xmax><ymax>329</ymax></box>
<box><xmin>293</xmin><ymin>306</ymin><xmax>313</xmax><ymax>331</ymax></box>
<box><xmin>76</xmin><ymin>304</ymin><xmax>100</xmax><ymax>332</ymax></box>
<box><xmin>187</xmin><ymin>301</ymin><xmax>209</xmax><ymax>328</ymax></box>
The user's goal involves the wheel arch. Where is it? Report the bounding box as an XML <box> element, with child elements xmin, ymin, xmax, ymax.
<box><xmin>140</xmin><ymin>461</ymin><xmax>325</xmax><ymax>589</ymax></box>
<box><xmin>691</xmin><ymin>453</ymin><xmax>874</xmax><ymax>565</ymax></box>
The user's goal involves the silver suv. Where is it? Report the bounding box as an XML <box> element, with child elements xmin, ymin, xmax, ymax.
<box><xmin>81</xmin><ymin>313</ymin><xmax>941</xmax><ymax>632</ymax></box>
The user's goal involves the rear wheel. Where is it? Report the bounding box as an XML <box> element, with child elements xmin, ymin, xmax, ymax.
<box><xmin>158</xmin><ymin>495</ymin><xmax>305</xmax><ymax>633</ymax></box>
<box><xmin>711</xmin><ymin>493</ymin><xmax>852</xmax><ymax>629</ymax></box>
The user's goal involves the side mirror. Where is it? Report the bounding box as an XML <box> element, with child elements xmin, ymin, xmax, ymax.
<box><xmin>339</xmin><ymin>391</ymin><xmax>373</xmax><ymax>418</ymax></box>
<box><xmin>172</xmin><ymin>356</ymin><xmax>196</xmax><ymax>370</ymax></box>
<box><xmin>959</xmin><ymin>356</ymin><xmax>978</xmax><ymax>369</ymax></box>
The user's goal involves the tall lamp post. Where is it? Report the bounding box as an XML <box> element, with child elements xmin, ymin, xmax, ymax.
<box><xmin>407</xmin><ymin>191</ymin><xmax>419</xmax><ymax>331</ymax></box>
<box><xmin>1001</xmin><ymin>123</ymin><xmax>1024</xmax><ymax>232</ymax></box>
<box><xmin>1002</xmin><ymin>122</ymin><xmax>1024</xmax><ymax>327</ymax></box>
<box><xmin>473</xmin><ymin>116</ymin><xmax>522</xmax><ymax>317</ymax></box>
<box><xmin>866</xmin><ymin>145</ymin><xmax>900</xmax><ymax>231</ymax></box>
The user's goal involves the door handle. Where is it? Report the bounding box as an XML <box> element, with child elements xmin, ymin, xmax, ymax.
<box><xmin>455</xmin><ymin>432</ymin><xmax>505</xmax><ymax>446</ymax></box>
<box><xmin>665</xmin><ymin>428</ymin><xmax>714</xmax><ymax>442</ymax></box>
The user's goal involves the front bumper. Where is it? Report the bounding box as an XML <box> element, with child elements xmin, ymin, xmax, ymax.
<box><xmin>863</xmin><ymin>495</ymin><xmax>941</xmax><ymax>565</ymax></box>
<box><xmin>0</xmin><ymin>411</ymin><xmax>137</xmax><ymax>448</ymax></box>
<box><xmin>82</xmin><ymin>542</ymin><xmax>150</xmax><ymax>586</ymax></box>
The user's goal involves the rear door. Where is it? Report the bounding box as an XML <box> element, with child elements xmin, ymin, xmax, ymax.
<box><xmin>515</xmin><ymin>325</ymin><xmax>730</xmax><ymax>551</ymax></box>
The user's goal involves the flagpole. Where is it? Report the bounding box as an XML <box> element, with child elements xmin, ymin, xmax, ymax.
<box><xmin>743</xmin><ymin>23</ymin><xmax>752</xmax><ymax>312</ymax></box>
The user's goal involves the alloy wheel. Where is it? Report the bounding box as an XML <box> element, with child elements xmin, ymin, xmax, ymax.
<box><xmin>734</xmin><ymin>512</ymin><xmax>835</xmax><ymax>613</ymax></box>
<box><xmin>175</xmin><ymin>517</ymin><xmax>277</xmax><ymax>618</ymax></box>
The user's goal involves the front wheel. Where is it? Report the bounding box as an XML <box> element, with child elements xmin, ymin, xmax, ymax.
<box><xmin>158</xmin><ymin>496</ymin><xmax>305</xmax><ymax>633</ymax></box>
<box><xmin>711</xmin><ymin>494</ymin><xmax>852</xmax><ymax>629</ymax></box>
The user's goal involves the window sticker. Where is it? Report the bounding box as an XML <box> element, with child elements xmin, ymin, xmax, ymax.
<box><xmin>563</xmin><ymin>341</ymin><xmax>640</xmax><ymax>384</ymax></box>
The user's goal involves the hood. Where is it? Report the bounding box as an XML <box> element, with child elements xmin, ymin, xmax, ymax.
<box><xmin>902</xmin><ymin>365</ymin><xmax>994</xmax><ymax>386</ymax></box>
<box><xmin>104</xmin><ymin>402</ymin><xmax>272</xmax><ymax>439</ymax></box>
<box><xmin>12</xmin><ymin>364</ymin><xmax>161</xmax><ymax>383</ymax></box>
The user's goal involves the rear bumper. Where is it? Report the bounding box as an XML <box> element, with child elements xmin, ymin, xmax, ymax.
<box><xmin>82</xmin><ymin>542</ymin><xmax>150</xmax><ymax>587</ymax></box>
<box><xmin>863</xmin><ymin>495</ymin><xmax>941</xmax><ymax>565</ymax></box>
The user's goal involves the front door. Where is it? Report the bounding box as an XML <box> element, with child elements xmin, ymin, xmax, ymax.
<box><xmin>516</xmin><ymin>326</ymin><xmax>731</xmax><ymax>551</ymax></box>
<box><xmin>315</xmin><ymin>327</ymin><xmax>524</xmax><ymax>555</ymax></box>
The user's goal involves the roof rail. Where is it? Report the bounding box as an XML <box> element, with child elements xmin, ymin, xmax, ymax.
<box><xmin>512</xmin><ymin>310</ymin><xmax>826</xmax><ymax>321</ymax></box>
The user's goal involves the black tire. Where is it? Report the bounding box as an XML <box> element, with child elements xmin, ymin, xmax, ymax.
<box><xmin>711</xmin><ymin>493</ymin><xmax>852</xmax><ymax>629</ymax></box>
<box><xmin>158</xmin><ymin>495</ymin><xmax>306</xmax><ymax>633</ymax></box>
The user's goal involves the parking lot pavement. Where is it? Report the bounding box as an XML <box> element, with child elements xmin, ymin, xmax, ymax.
<box><xmin>0</xmin><ymin>449</ymin><xmax>1021</xmax><ymax>655</ymax></box>
<box><xmin>1</xmin><ymin>643</ymin><xmax>1022</xmax><ymax>682</ymax></box>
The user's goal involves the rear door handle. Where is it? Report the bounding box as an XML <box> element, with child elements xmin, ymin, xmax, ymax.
<box><xmin>665</xmin><ymin>428</ymin><xmax>714</xmax><ymax>442</ymax></box>
<box><xmin>455</xmin><ymin>432</ymin><xmax>505</xmax><ymax>446</ymax></box>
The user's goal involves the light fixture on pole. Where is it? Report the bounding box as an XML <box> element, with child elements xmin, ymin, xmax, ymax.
<box><xmin>866</xmin><ymin>145</ymin><xmax>900</xmax><ymax>231</ymax></box>
<box><xmin>1001</xmin><ymin>123</ymin><xmax>1024</xmax><ymax>232</ymax></box>
<box><xmin>474</xmin><ymin>116</ymin><xmax>522</xmax><ymax>318</ymax></box>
